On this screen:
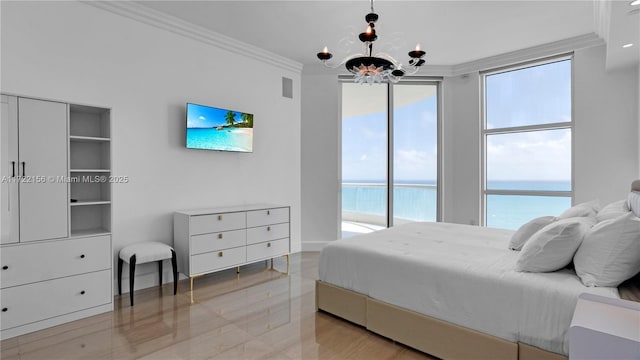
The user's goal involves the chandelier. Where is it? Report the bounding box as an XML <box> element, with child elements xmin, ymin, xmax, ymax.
<box><xmin>316</xmin><ymin>0</ymin><xmax>426</xmax><ymax>84</ymax></box>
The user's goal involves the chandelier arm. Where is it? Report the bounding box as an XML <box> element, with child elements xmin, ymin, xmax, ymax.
<box><xmin>371</xmin><ymin>52</ymin><xmax>401</xmax><ymax>65</ymax></box>
<box><xmin>319</xmin><ymin>53</ymin><xmax>368</xmax><ymax>70</ymax></box>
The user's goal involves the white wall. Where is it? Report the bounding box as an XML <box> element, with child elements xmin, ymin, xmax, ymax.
<box><xmin>441</xmin><ymin>73</ymin><xmax>481</xmax><ymax>225</ymax></box>
<box><xmin>1</xmin><ymin>1</ymin><xmax>302</xmax><ymax>291</ymax></box>
<box><xmin>300</xmin><ymin>74</ymin><xmax>340</xmax><ymax>251</ymax></box>
<box><xmin>573</xmin><ymin>45</ymin><xmax>638</xmax><ymax>203</ymax></box>
<box><xmin>301</xmin><ymin>44</ymin><xmax>639</xmax><ymax>249</ymax></box>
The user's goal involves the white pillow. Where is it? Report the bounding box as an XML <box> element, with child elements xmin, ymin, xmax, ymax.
<box><xmin>627</xmin><ymin>191</ymin><xmax>640</xmax><ymax>218</ymax></box>
<box><xmin>574</xmin><ymin>212</ymin><xmax>640</xmax><ymax>287</ymax></box>
<box><xmin>596</xmin><ymin>199</ymin><xmax>630</xmax><ymax>222</ymax></box>
<box><xmin>508</xmin><ymin>216</ymin><xmax>556</xmax><ymax>251</ymax></box>
<box><xmin>557</xmin><ymin>200</ymin><xmax>600</xmax><ymax>219</ymax></box>
<box><xmin>515</xmin><ymin>217</ymin><xmax>596</xmax><ymax>272</ymax></box>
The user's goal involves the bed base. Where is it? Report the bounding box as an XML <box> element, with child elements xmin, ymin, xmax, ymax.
<box><xmin>316</xmin><ymin>280</ymin><xmax>567</xmax><ymax>360</ymax></box>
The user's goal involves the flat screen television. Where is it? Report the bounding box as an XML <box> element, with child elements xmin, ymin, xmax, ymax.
<box><xmin>186</xmin><ymin>103</ymin><xmax>253</xmax><ymax>152</ymax></box>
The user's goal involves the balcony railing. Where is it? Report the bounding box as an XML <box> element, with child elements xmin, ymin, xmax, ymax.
<box><xmin>342</xmin><ymin>182</ymin><xmax>437</xmax><ymax>231</ymax></box>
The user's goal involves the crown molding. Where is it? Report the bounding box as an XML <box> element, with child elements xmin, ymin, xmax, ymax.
<box><xmin>304</xmin><ymin>34</ymin><xmax>603</xmax><ymax>78</ymax></box>
<box><xmin>82</xmin><ymin>1</ymin><xmax>303</xmax><ymax>74</ymax></box>
<box><xmin>593</xmin><ymin>0</ymin><xmax>612</xmax><ymax>44</ymax></box>
<box><xmin>302</xmin><ymin>63</ymin><xmax>454</xmax><ymax>77</ymax></box>
<box><xmin>451</xmin><ymin>33</ymin><xmax>605</xmax><ymax>76</ymax></box>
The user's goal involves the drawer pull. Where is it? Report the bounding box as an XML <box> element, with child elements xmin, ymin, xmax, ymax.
<box><xmin>217</xmin><ymin>215</ymin><xmax>222</xmax><ymax>221</ymax></box>
<box><xmin>218</xmin><ymin>234</ymin><xmax>223</xmax><ymax>239</ymax></box>
<box><xmin>2</xmin><ymin>308</ymin><xmax>7</xmax><ymax>312</ymax></box>
<box><xmin>267</xmin><ymin>226</ymin><xmax>271</xmax><ymax>231</ymax></box>
<box><xmin>267</xmin><ymin>210</ymin><xmax>270</xmax><ymax>215</ymax></box>
<box><xmin>80</xmin><ymin>254</ymin><xmax>85</xmax><ymax>259</ymax></box>
<box><xmin>2</xmin><ymin>266</ymin><xmax>7</xmax><ymax>270</ymax></box>
<box><xmin>80</xmin><ymin>290</ymin><xmax>86</xmax><ymax>295</ymax></box>
<box><xmin>267</xmin><ymin>242</ymin><xmax>271</xmax><ymax>247</ymax></box>
<box><xmin>218</xmin><ymin>251</ymin><xmax>223</xmax><ymax>257</ymax></box>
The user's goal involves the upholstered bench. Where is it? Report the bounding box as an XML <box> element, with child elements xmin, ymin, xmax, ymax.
<box><xmin>117</xmin><ymin>242</ymin><xmax>177</xmax><ymax>306</ymax></box>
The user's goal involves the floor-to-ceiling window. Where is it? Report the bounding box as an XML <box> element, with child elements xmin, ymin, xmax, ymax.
<box><xmin>341</xmin><ymin>80</ymin><xmax>440</xmax><ymax>237</ymax></box>
<box><xmin>482</xmin><ymin>56</ymin><xmax>573</xmax><ymax>230</ymax></box>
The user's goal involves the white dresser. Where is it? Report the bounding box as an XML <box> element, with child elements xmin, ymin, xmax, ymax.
<box><xmin>173</xmin><ymin>204</ymin><xmax>290</xmax><ymax>301</ymax></box>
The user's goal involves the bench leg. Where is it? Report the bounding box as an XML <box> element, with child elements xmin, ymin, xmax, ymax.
<box><xmin>158</xmin><ymin>260</ymin><xmax>163</xmax><ymax>287</ymax></box>
<box><xmin>129</xmin><ymin>255</ymin><xmax>136</xmax><ymax>306</ymax></box>
<box><xmin>171</xmin><ymin>250</ymin><xmax>177</xmax><ymax>295</ymax></box>
<box><xmin>117</xmin><ymin>258</ymin><xmax>123</xmax><ymax>295</ymax></box>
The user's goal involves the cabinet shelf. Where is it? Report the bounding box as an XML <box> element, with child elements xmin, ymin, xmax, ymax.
<box><xmin>70</xmin><ymin>169</ymin><xmax>110</xmax><ymax>173</ymax></box>
<box><xmin>69</xmin><ymin>135</ymin><xmax>110</xmax><ymax>142</ymax></box>
<box><xmin>70</xmin><ymin>228</ymin><xmax>111</xmax><ymax>238</ymax></box>
<box><xmin>70</xmin><ymin>200</ymin><xmax>111</xmax><ymax>206</ymax></box>
<box><xmin>68</xmin><ymin>104</ymin><xmax>111</xmax><ymax>240</ymax></box>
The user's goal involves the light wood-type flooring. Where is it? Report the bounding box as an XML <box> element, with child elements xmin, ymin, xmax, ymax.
<box><xmin>1</xmin><ymin>252</ymin><xmax>434</xmax><ymax>360</ymax></box>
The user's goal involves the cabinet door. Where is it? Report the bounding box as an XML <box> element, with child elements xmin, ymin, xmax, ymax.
<box><xmin>1</xmin><ymin>95</ymin><xmax>19</xmax><ymax>244</ymax></box>
<box><xmin>18</xmin><ymin>98</ymin><xmax>68</xmax><ymax>242</ymax></box>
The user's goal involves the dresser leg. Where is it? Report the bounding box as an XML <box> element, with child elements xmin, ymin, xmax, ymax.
<box><xmin>190</xmin><ymin>276</ymin><xmax>195</xmax><ymax>304</ymax></box>
<box><xmin>270</xmin><ymin>258</ymin><xmax>274</xmax><ymax>269</ymax></box>
<box><xmin>236</xmin><ymin>266</ymin><xmax>240</xmax><ymax>274</ymax></box>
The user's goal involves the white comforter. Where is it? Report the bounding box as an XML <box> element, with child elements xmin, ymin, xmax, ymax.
<box><xmin>318</xmin><ymin>222</ymin><xmax>619</xmax><ymax>355</ymax></box>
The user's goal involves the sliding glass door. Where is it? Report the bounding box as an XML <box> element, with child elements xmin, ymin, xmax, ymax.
<box><xmin>341</xmin><ymin>81</ymin><xmax>439</xmax><ymax>237</ymax></box>
<box><xmin>392</xmin><ymin>84</ymin><xmax>439</xmax><ymax>226</ymax></box>
<box><xmin>341</xmin><ymin>83</ymin><xmax>388</xmax><ymax>236</ymax></box>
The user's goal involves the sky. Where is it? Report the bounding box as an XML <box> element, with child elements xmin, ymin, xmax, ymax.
<box><xmin>186</xmin><ymin>103</ymin><xmax>245</xmax><ymax>128</ymax></box>
<box><xmin>342</xmin><ymin>59</ymin><xmax>572</xmax><ymax>184</ymax></box>
<box><xmin>342</xmin><ymin>88</ymin><xmax>438</xmax><ymax>182</ymax></box>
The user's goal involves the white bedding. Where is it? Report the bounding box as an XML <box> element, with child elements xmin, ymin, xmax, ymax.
<box><xmin>318</xmin><ymin>222</ymin><xmax>620</xmax><ymax>355</ymax></box>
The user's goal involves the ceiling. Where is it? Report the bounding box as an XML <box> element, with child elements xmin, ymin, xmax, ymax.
<box><xmin>135</xmin><ymin>0</ymin><xmax>638</xmax><ymax>70</ymax></box>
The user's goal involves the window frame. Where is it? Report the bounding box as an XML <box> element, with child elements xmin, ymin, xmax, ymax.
<box><xmin>480</xmin><ymin>54</ymin><xmax>574</xmax><ymax>227</ymax></box>
<box><xmin>338</xmin><ymin>76</ymin><xmax>443</xmax><ymax>228</ymax></box>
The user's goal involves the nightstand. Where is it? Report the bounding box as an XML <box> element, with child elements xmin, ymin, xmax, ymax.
<box><xmin>569</xmin><ymin>293</ymin><xmax>640</xmax><ymax>359</ymax></box>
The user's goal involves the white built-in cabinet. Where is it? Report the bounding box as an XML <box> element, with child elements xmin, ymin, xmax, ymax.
<box><xmin>0</xmin><ymin>95</ymin><xmax>113</xmax><ymax>340</ymax></box>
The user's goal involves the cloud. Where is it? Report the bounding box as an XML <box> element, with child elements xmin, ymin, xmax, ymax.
<box><xmin>487</xmin><ymin>130</ymin><xmax>571</xmax><ymax>180</ymax></box>
<box><xmin>395</xmin><ymin>149</ymin><xmax>437</xmax><ymax>180</ymax></box>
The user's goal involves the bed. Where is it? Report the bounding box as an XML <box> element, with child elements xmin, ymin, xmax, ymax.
<box><xmin>316</xmin><ymin>221</ymin><xmax>631</xmax><ymax>360</ymax></box>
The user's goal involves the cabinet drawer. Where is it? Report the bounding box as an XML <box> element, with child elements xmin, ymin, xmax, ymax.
<box><xmin>1</xmin><ymin>235</ymin><xmax>110</xmax><ymax>289</ymax></box>
<box><xmin>246</xmin><ymin>223</ymin><xmax>289</xmax><ymax>245</ymax></box>
<box><xmin>191</xmin><ymin>246</ymin><xmax>245</xmax><ymax>275</ymax></box>
<box><xmin>247</xmin><ymin>207</ymin><xmax>289</xmax><ymax>227</ymax></box>
<box><xmin>247</xmin><ymin>238</ymin><xmax>289</xmax><ymax>262</ymax></box>
<box><xmin>190</xmin><ymin>212</ymin><xmax>245</xmax><ymax>235</ymax></box>
<box><xmin>191</xmin><ymin>229</ymin><xmax>246</xmax><ymax>255</ymax></box>
<box><xmin>0</xmin><ymin>270</ymin><xmax>111</xmax><ymax>330</ymax></box>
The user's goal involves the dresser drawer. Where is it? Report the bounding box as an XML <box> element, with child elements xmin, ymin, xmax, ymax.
<box><xmin>190</xmin><ymin>212</ymin><xmax>246</xmax><ymax>235</ymax></box>
<box><xmin>191</xmin><ymin>229</ymin><xmax>246</xmax><ymax>255</ymax></box>
<box><xmin>246</xmin><ymin>223</ymin><xmax>289</xmax><ymax>245</ymax></box>
<box><xmin>1</xmin><ymin>236</ymin><xmax>110</xmax><ymax>289</ymax></box>
<box><xmin>0</xmin><ymin>270</ymin><xmax>111</xmax><ymax>330</ymax></box>
<box><xmin>246</xmin><ymin>207</ymin><xmax>289</xmax><ymax>227</ymax></box>
<box><xmin>191</xmin><ymin>246</ymin><xmax>246</xmax><ymax>275</ymax></box>
<box><xmin>247</xmin><ymin>238</ymin><xmax>289</xmax><ymax>262</ymax></box>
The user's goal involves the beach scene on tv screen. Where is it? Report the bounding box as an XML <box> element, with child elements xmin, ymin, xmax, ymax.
<box><xmin>186</xmin><ymin>104</ymin><xmax>253</xmax><ymax>152</ymax></box>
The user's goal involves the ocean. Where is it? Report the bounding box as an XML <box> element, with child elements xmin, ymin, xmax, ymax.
<box><xmin>186</xmin><ymin>128</ymin><xmax>253</xmax><ymax>152</ymax></box>
<box><xmin>342</xmin><ymin>180</ymin><xmax>571</xmax><ymax>230</ymax></box>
